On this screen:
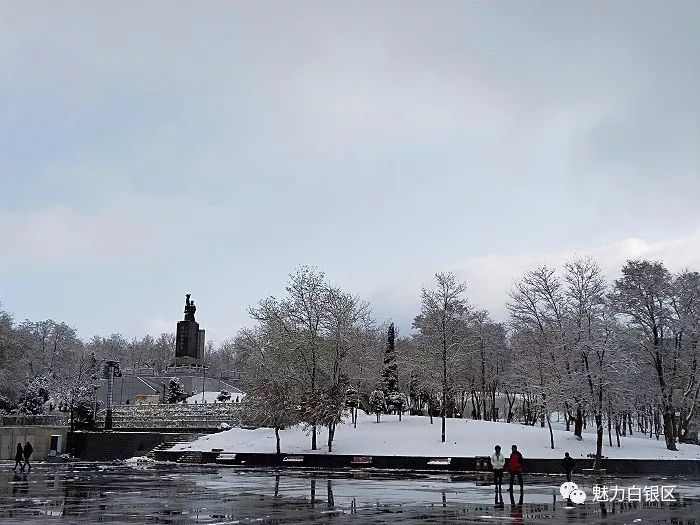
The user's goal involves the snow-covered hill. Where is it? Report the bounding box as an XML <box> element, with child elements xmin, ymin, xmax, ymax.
<box><xmin>172</xmin><ymin>413</ymin><xmax>700</xmax><ymax>460</ymax></box>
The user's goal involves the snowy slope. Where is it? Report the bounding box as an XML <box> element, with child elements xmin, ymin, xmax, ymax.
<box><xmin>172</xmin><ymin>413</ymin><xmax>700</xmax><ymax>460</ymax></box>
<box><xmin>185</xmin><ymin>391</ymin><xmax>245</xmax><ymax>404</ymax></box>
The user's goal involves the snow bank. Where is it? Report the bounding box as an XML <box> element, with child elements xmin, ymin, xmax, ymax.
<box><xmin>185</xmin><ymin>391</ymin><xmax>245</xmax><ymax>404</ymax></box>
<box><xmin>124</xmin><ymin>456</ymin><xmax>155</xmax><ymax>466</ymax></box>
<box><xmin>172</xmin><ymin>413</ymin><xmax>700</xmax><ymax>460</ymax></box>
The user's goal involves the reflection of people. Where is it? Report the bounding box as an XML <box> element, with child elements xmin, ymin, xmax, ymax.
<box><xmin>508</xmin><ymin>445</ymin><xmax>524</xmax><ymax>494</ymax></box>
<box><xmin>562</xmin><ymin>452</ymin><xmax>575</xmax><ymax>482</ymax></box>
<box><xmin>491</xmin><ymin>445</ymin><xmax>505</xmax><ymax>503</ymax></box>
<box><xmin>13</xmin><ymin>443</ymin><xmax>24</xmax><ymax>471</ymax></box>
<box><xmin>23</xmin><ymin>441</ymin><xmax>33</xmax><ymax>471</ymax></box>
<box><xmin>509</xmin><ymin>495</ymin><xmax>524</xmax><ymax>521</ymax></box>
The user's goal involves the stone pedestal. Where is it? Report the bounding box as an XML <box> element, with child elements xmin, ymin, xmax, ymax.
<box><xmin>175</xmin><ymin>320</ymin><xmax>205</xmax><ymax>365</ymax></box>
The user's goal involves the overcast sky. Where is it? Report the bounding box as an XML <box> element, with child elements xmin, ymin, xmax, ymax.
<box><xmin>1</xmin><ymin>1</ymin><xmax>698</xmax><ymax>343</ymax></box>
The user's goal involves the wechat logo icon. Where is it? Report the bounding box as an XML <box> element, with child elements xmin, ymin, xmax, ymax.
<box><xmin>560</xmin><ymin>482</ymin><xmax>587</xmax><ymax>505</ymax></box>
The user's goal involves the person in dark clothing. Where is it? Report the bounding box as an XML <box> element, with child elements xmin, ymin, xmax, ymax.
<box><xmin>13</xmin><ymin>443</ymin><xmax>24</xmax><ymax>471</ymax></box>
<box><xmin>508</xmin><ymin>445</ymin><xmax>524</xmax><ymax>495</ymax></box>
<box><xmin>562</xmin><ymin>452</ymin><xmax>575</xmax><ymax>482</ymax></box>
<box><xmin>23</xmin><ymin>441</ymin><xmax>33</xmax><ymax>471</ymax></box>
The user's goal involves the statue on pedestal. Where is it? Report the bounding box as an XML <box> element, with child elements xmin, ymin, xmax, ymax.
<box><xmin>184</xmin><ymin>293</ymin><xmax>196</xmax><ymax>322</ymax></box>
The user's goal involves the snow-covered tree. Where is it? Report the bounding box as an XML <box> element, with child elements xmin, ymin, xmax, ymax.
<box><xmin>217</xmin><ymin>390</ymin><xmax>232</xmax><ymax>402</ymax></box>
<box><xmin>386</xmin><ymin>391</ymin><xmax>408</xmax><ymax>421</ymax></box>
<box><xmin>382</xmin><ymin>323</ymin><xmax>398</xmax><ymax>397</ymax></box>
<box><xmin>320</xmin><ymin>285</ymin><xmax>372</xmax><ymax>449</ymax></box>
<box><xmin>413</xmin><ymin>272</ymin><xmax>470</xmax><ymax>442</ymax></box>
<box><xmin>167</xmin><ymin>378</ymin><xmax>187</xmax><ymax>403</ymax></box>
<box><xmin>368</xmin><ymin>390</ymin><xmax>386</xmax><ymax>422</ymax></box>
<box><xmin>610</xmin><ymin>260</ymin><xmax>678</xmax><ymax>451</ymax></box>
<box><xmin>249</xmin><ymin>267</ymin><xmax>327</xmax><ymax>449</ymax></box>
<box><xmin>507</xmin><ymin>265</ymin><xmax>570</xmax><ymax>448</ymax></box>
<box><xmin>18</xmin><ymin>376</ymin><xmax>50</xmax><ymax>414</ymax></box>
<box><xmin>243</xmin><ymin>380</ymin><xmax>301</xmax><ymax>454</ymax></box>
<box><xmin>345</xmin><ymin>387</ymin><xmax>359</xmax><ymax>427</ymax></box>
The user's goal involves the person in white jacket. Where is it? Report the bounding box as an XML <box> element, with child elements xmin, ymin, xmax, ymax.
<box><xmin>490</xmin><ymin>445</ymin><xmax>506</xmax><ymax>503</ymax></box>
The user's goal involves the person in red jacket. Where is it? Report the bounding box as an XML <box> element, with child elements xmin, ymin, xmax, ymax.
<box><xmin>508</xmin><ymin>444</ymin><xmax>524</xmax><ymax>494</ymax></box>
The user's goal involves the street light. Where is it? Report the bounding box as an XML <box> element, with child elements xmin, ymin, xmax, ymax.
<box><xmin>92</xmin><ymin>384</ymin><xmax>100</xmax><ymax>429</ymax></box>
<box><xmin>103</xmin><ymin>360</ymin><xmax>120</xmax><ymax>430</ymax></box>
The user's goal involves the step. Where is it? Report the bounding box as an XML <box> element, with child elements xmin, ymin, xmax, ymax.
<box><xmin>176</xmin><ymin>451</ymin><xmax>204</xmax><ymax>464</ymax></box>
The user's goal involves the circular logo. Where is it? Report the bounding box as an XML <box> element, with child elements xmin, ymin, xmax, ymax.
<box><xmin>570</xmin><ymin>488</ymin><xmax>587</xmax><ymax>505</ymax></box>
<box><xmin>560</xmin><ymin>481</ymin><xmax>578</xmax><ymax>499</ymax></box>
<box><xmin>560</xmin><ymin>482</ymin><xmax>587</xmax><ymax>505</ymax></box>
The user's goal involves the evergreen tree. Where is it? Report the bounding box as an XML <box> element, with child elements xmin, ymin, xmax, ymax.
<box><xmin>369</xmin><ymin>390</ymin><xmax>386</xmax><ymax>422</ymax></box>
<box><xmin>386</xmin><ymin>391</ymin><xmax>408</xmax><ymax>421</ymax></box>
<box><xmin>217</xmin><ymin>390</ymin><xmax>232</xmax><ymax>402</ymax></box>
<box><xmin>167</xmin><ymin>378</ymin><xmax>187</xmax><ymax>403</ymax></box>
<box><xmin>18</xmin><ymin>378</ymin><xmax>50</xmax><ymax>415</ymax></box>
<box><xmin>382</xmin><ymin>323</ymin><xmax>398</xmax><ymax>397</ymax></box>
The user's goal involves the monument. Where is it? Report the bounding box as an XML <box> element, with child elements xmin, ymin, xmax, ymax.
<box><xmin>175</xmin><ymin>293</ymin><xmax>205</xmax><ymax>366</ymax></box>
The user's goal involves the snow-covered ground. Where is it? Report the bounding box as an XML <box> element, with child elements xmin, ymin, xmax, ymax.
<box><xmin>172</xmin><ymin>412</ymin><xmax>700</xmax><ymax>460</ymax></box>
<box><xmin>185</xmin><ymin>391</ymin><xmax>245</xmax><ymax>404</ymax></box>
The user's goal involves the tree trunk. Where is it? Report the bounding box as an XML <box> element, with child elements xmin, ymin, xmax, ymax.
<box><xmin>662</xmin><ymin>410</ymin><xmax>677</xmax><ymax>450</ymax></box>
<box><xmin>594</xmin><ymin>413</ymin><xmax>604</xmax><ymax>472</ymax></box>
<box><xmin>275</xmin><ymin>427</ymin><xmax>281</xmax><ymax>455</ymax></box>
<box><xmin>574</xmin><ymin>406</ymin><xmax>583</xmax><ymax>439</ymax></box>
<box><xmin>441</xmin><ymin>409</ymin><xmax>446</xmax><ymax>443</ymax></box>
<box><xmin>627</xmin><ymin>412</ymin><xmax>633</xmax><ymax>436</ymax></box>
<box><xmin>621</xmin><ymin>412</ymin><xmax>627</xmax><ymax>436</ymax></box>
<box><xmin>546</xmin><ymin>412</ymin><xmax>555</xmax><ymax>449</ymax></box>
<box><xmin>442</xmin><ymin>337</ymin><xmax>447</xmax><ymax>443</ymax></box>
<box><xmin>327</xmin><ymin>423</ymin><xmax>335</xmax><ymax>452</ymax></box>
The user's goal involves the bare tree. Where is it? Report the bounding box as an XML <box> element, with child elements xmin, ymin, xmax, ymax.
<box><xmin>413</xmin><ymin>272</ymin><xmax>470</xmax><ymax>443</ymax></box>
<box><xmin>610</xmin><ymin>260</ymin><xmax>678</xmax><ymax>451</ymax></box>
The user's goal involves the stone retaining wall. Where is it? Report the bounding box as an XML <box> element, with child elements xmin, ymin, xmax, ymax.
<box><xmin>153</xmin><ymin>449</ymin><xmax>700</xmax><ymax>476</ymax></box>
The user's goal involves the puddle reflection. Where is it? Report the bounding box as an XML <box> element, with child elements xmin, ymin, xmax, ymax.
<box><xmin>0</xmin><ymin>463</ymin><xmax>698</xmax><ymax>524</ymax></box>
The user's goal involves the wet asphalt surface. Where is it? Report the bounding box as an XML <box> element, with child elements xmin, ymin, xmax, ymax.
<box><xmin>1</xmin><ymin>462</ymin><xmax>699</xmax><ymax>524</ymax></box>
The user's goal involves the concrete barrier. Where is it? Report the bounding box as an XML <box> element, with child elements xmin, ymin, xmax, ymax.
<box><xmin>152</xmin><ymin>449</ymin><xmax>700</xmax><ymax>475</ymax></box>
<box><xmin>0</xmin><ymin>426</ymin><xmax>69</xmax><ymax>460</ymax></box>
<box><xmin>70</xmin><ymin>431</ymin><xmax>201</xmax><ymax>461</ymax></box>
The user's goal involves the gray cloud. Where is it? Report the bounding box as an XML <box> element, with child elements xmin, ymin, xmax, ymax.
<box><xmin>1</xmin><ymin>1</ymin><xmax>698</xmax><ymax>341</ymax></box>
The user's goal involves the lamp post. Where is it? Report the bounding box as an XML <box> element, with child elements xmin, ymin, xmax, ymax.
<box><xmin>92</xmin><ymin>384</ymin><xmax>100</xmax><ymax>429</ymax></box>
<box><xmin>104</xmin><ymin>360</ymin><xmax>120</xmax><ymax>430</ymax></box>
<box><xmin>201</xmin><ymin>355</ymin><xmax>206</xmax><ymax>404</ymax></box>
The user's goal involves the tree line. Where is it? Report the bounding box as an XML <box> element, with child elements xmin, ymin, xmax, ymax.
<box><xmin>235</xmin><ymin>260</ymin><xmax>700</xmax><ymax>465</ymax></box>
<box><xmin>0</xmin><ymin>312</ymin><xmax>240</xmax><ymax>421</ymax></box>
<box><xmin>2</xmin><ymin>257</ymin><xmax>699</xmax><ymax>464</ymax></box>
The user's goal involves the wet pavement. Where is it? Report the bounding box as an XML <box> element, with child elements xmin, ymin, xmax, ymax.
<box><xmin>1</xmin><ymin>462</ymin><xmax>699</xmax><ymax>524</ymax></box>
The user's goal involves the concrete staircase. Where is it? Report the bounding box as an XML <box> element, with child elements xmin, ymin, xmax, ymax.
<box><xmin>176</xmin><ymin>451</ymin><xmax>204</xmax><ymax>464</ymax></box>
<box><xmin>146</xmin><ymin>433</ymin><xmax>200</xmax><ymax>459</ymax></box>
<box><xmin>95</xmin><ymin>403</ymin><xmax>240</xmax><ymax>431</ymax></box>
